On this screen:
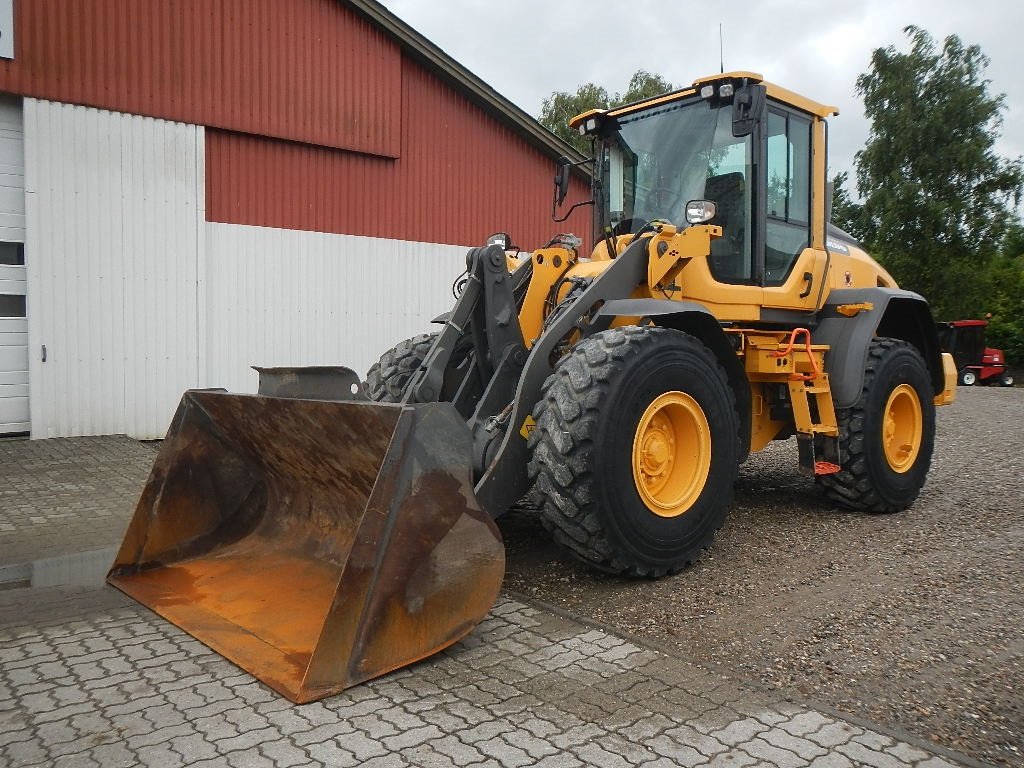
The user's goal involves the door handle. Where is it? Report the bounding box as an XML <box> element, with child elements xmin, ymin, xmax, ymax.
<box><xmin>799</xmin><ymin>272</ymin><xmax>813</xmax><ymax>299</ymax></box>
<box><xmin>41</xmin><ymin>344</ymin><xmax>47</xmax><ymax>362</ymax></box>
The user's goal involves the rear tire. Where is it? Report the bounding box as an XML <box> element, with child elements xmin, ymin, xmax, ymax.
<box><xmin>959</xmin><ymin>369</ymin><xmax>976</xmax><ymax>386</ymax></box>
<box><xmin>527</xmin><ymin>326</ymin><xmax>740</xmax><ymax>577</ymax></box>
<box><xmin>820</xmin><ymin>338</ymin><xmax>935</xmax><ymax>513</ymax></box>
<box><xmin>365</xmin><ymin>333</ymin><xmax>437</xmax><ymax>402</ymax></box>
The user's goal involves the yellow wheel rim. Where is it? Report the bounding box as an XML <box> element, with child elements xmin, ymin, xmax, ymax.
<box><xmin>882</xmin><ymin>384</ymin><xmax>922</xmax><ymax>473</ymax></box>
<box><xmin>631</xmin><ymin>392</ymin><xmax>712</xmax><ymax>518</ymax></box>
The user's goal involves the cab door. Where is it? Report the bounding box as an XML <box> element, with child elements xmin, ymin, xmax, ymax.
<box><xmin>760</xmin><ymin>107</ymin><xmax>828</xmax><ymax>311</ymax></box>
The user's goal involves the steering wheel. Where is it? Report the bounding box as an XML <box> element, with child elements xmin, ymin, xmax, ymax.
<box><xmin>645</xmin><ymin>185</ymin><xmax>684</xmax><ymax>220</ymax></box>
<box><xmin>611</xmin><ymin>218</ymin><xmax>648</xmax><ymax>236</ymax></box>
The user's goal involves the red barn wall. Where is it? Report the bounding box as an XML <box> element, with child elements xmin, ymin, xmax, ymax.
<box><xmin>205</xmin><ymin>59</ymin><xmax>592</xmax><ymax>249</ymax></box>
<box><xmin>0</xmin><ymin>0</ymin><xmax>592</xmax><ymax>248</ymax></box>
<box><xmin>0</xmin><ymin>0</ymin><xmax>402</xmax><ymax>157</ymax></box>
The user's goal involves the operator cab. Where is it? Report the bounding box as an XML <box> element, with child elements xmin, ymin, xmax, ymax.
<box><xmin>569</xmin><ymin>73</ymin><xmax>837</xmax><ymax>293</ymax></box>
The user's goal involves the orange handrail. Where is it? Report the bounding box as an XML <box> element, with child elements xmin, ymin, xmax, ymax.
<box><xmin>771</xmin><ymin>327</ymin><xmax>820</xmax><ymax>381</ymax></box>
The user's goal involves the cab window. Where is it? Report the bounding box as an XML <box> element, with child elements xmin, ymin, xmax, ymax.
<box><xmin>705</xmin><ymin>112</ymin><xmax>753</xmax><ymax>284</ymax></box>
<box><xmin>765</xmin><ymin>110</ymin><xmax>811</xmax><ymax>285</ymax></box>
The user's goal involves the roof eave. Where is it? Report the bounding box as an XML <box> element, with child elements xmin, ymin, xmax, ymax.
<box><xmin>345</xmin><ymin>0</ymin><xmax>586</xmax><ymax>164</ymax></box>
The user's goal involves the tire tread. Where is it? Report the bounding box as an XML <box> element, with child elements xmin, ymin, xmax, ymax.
<box><xmin>527</xmin><ymin>326</ymin><xmax>736</xmax><ymax>577</ymax></box>
<box><xmin>820</xmin><ymin>338</ymin><xmax>933</xmax><ymax>513</ymax></box>
<box><xmin>364</xmin><ymin>333</ymin><xmax>436</xmax><ymax>402</ymax></box>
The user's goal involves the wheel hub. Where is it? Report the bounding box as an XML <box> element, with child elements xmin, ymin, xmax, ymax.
<box><xmin>639</xmin><ymin>415</ymin><xmax>674</xmax><ymax>474</ymax></box>
<box><xmin>632</xmin><ymin>392</ymin><xmax>711</xmax><ymax>518</ymax></box>
<box><xmin>882</xmin><ymin>384</ymin><xmax>922</xmax><ymax>473</ymax></box>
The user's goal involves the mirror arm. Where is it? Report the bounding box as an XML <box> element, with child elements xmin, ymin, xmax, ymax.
<box><xmin>553</xmin><ymin>154</ymin><xmax>594</xmax><ymax>205</ymax></box>
<box><xmin>551</xmin><ymin>197</ymin><xmax>594</xmax><ymax>224</ymax></box>
<box><xmin>552</xmin><ymin>152</ymin><xmax>596</xmax><ymax>222</ymax></box>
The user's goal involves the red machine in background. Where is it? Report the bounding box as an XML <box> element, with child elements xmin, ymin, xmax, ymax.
<box><xmin>936</xmin><ymin>320</ymin><xmax>1014</xmax><ymax>386</ymax></box>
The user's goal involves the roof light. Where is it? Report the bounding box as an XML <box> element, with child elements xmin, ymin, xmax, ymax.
<box><xmin>578</xmin><ymin>116</ymin><xmax>600</xmax><ymax>136</ymax></box>
<box><xmin>719</xmin><ymin>83</ymin><xmax>734</xmax><ymax>98</ymax></box>
<box><xmin>486</xmin><ymin>232</ymin><xmax>511</xmax><ymax>250</ymax></box>
<box><xmin>700</xmin><ymin>85</ymin><xmax>714</xmax><ymax>99</ymax></box>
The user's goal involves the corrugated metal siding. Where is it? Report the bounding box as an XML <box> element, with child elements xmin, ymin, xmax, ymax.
<box><xmin>0</xmin><ymin>0</ymin><xmax>401</xmax><ymax>158</ymax></box>
<box><xmin>207</xmin><ymin>58</ymin><xmax>593</xmax><ymax>250</ymax></box>
<box><xmin>0</xmin><ymin>316</ymin><xmax>29</xmax><ymax>433</ymax></box>
<box><xmin>24</xmin><ymin>100</ymin><xmax>203</xmax><ymax>439</ymax></box>
<box><xmin>205</xmin><ymin>222</ymin><xmax>468</xmax><ymax>394</ymax></box>
<box><xmin>0</xmin><ymin>95</ymin><xmax>27</xmax><ymax>434</ymax></box>
<box><xmin>0</xmin><ymin>94</ymin><xmax>24</xmax><ymax>243</ymax></box>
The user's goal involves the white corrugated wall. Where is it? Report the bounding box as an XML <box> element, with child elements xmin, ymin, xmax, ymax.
<box><xmin>0</xmin><ymin>94</ymin><xmax>25</xmax><ymax>243</ymax></box>
<box><xmin>23</xmin><ymin>99</ymin><xmax>472</xmax><ymax>438</ymax></box>
<box><xmin>25</xmin><ymin>99</ymin><xmax>203</xmax><ymax>438</ymax></box>
<box><xmin>204</xmin><ymin>223</ymin><xmax>466</xmax><ymax>395</ymax></box>
<box><xmin>0</xmin><ymin>95</ymin><xmax>27</xmax><ymax>433</ymax></box>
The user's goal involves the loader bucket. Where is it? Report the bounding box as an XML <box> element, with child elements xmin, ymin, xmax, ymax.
<box><xmin>107</xmin><ymin>390</ymin><xmax>504</xmax><ymax>703</ymax></box>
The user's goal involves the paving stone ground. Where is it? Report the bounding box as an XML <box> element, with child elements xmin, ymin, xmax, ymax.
<box><xmin>0</xmin><ymin>436</ymin><xmax>156</xmax><ymax>568</ymax></box>
<box><xmin>0</xmin><ymin>436</ymin><xmax>983</xmax><ymax>767</ymax></box>
<box><xmin>0</xmin><ymin>588</ymin><xmax>971</xmax><ymax>768</ymax></box>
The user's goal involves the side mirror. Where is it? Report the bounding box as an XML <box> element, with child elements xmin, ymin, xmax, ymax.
<box><xmin>732</xmin><ymin>84</ymin><xmax>766</xmax><ymax>137</ymax></box>
<box><xmin>554</xmin><ymin>156</ymin><xmax>571</xmax><ymax>207</ymax></box>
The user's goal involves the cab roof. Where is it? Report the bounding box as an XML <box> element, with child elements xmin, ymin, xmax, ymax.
<box><xmin>569</xmin><ymin>71</ymin><xmax>839</xmax><ymax>129</ymax></box>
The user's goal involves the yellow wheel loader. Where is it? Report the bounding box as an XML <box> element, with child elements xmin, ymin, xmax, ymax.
<box><xmin>108</xmin><ymin>72</ymin><xmax>957</xmax><ymax>702</ymax></box>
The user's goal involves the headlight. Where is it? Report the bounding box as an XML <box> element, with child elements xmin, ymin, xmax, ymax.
<box><xmin>685</xmin><ymin>200</ymin><xmax>717</xmax><ymax>224</ymax></box>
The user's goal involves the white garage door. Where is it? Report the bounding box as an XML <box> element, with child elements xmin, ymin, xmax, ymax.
<box><xmin>0</xmin><ymin>94</ymin><xmax>26</xmax><ymax>434</ymax></box>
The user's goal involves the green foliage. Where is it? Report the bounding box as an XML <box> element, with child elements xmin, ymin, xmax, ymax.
<box><xmin>616</xmin><ymin>71</ymin><xmax>674</xmax><ymax>105</ymax></box>
<box><xmin>539</xmin><ymin>71</ymin><xmax>674</xmax><ymax>155</ymax></box>
<box><xmin>852</xmin><ymin>26</ymin><xmax>1024</xmax><ymax>327</ymax></box>
<box><xmin>539</xmin><ymin>83</ymin><xmax>611</xmax><ymax>155</ymax></box>
<box><xmin>985</xmin><ymin>225</ymin><xmax>1024</xmax><ymax>364</ymax></box>
<box><xmin>830</xmin><ymin>171</ymin><xmax>866</xmax><ymax>240</ymax></box>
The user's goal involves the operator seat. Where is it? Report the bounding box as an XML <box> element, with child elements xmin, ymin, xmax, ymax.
<box><xmin>704</xmin><ymin>173</ymin><xmax>746</xmax><ymax>281</ymax></box>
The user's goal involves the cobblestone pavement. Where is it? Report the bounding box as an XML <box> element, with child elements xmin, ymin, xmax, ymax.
<box><xmin>0</xmin><ymin>586</ymin><xmax>972</xmax><ymax>768</ymax></box>
<box><xmin>0</xmin><ymin>436</ymin><xmax>155</xmax><ymax>568</ymax></box>
<box><xmin>0</xmin><ymin>436</ymin><xmax>983</xmax><ymax>767</ymax></box>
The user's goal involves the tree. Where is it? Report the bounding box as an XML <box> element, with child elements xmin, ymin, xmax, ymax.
<box><xmin>616</xmin><ymin>70</ymin><xmax>674</xmax><ymax>105</ymax></box>
<box><xmin>852</xmin><ymin>26</ymin><xmax>1024</xmax><ymax>320</ymax></box>
<box><xmin>830</xmin><ymin>171</ymin><xmax>866</xmax><ymax>240</ymax></box>
<box><xmin>538</xmin><ymin>83</ymin><xmax>611</xmax><ymax>154</ymax></box>
<box><xmin>985</xmin><ymin>224</ymin><xmax>1024</xmax><ymax>364</ymax></box>
<box><xmin>539</xmin><ymin>71</ymin><xmax>674</xmax><ymax>155</ymax></box>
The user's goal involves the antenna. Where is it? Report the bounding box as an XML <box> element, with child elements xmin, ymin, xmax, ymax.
<box><xmin>719</xmin><ymin>24</ymin><xmax>724</xmax><ymax>73</ymax></box>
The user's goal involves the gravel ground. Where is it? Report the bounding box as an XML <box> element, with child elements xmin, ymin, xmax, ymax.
<box><xmin>500</xmin><ymin>385</ymin><xmax>1023</xmax><ymax>766</ymax></box>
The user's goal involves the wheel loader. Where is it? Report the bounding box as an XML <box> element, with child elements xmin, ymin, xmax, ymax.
<box><xmin>108</xmin><ymin>72</ymin><xmax>957</xmax><ymax>703</ymax></box>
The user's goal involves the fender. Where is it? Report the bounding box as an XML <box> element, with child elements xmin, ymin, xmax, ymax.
<box><xmin>814</xmin><ymin>288</ymin><xmax>943</xmax><ymax>408</ymax></box>
<box><xmin>591</xmin><ymin>298</ymin><xmax>753</xmax><ymax>460</ymax></box>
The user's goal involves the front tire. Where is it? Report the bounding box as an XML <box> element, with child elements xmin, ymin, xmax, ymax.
<box><xmin>365</xmin><ymin>333</ymin><xmax>437</xmax><ymax>402</ymax></box>
<box><xmin>527</xmin><ymin>326</ymin><xmax>740</xmax><ymax>577</ymax></box>
<box><xmin>820</xmin><ymin>338</ymin><xmax>935</xmax><ymax>512</ymax></box>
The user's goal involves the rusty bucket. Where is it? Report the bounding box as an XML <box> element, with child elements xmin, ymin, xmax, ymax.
<box><xmin>107</xmin><ymin>390</ymin><xmax>504</xmax><ymax>703</ymax></box>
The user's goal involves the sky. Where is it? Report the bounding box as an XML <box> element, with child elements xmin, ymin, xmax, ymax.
<box><xmin>379</xmin><ymin>0</ymin><xmax>1024</xmax><ymax>191</ymax></box>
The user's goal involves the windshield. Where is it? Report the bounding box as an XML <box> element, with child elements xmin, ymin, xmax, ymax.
<box><xmin>598</xmin><ymin>98</ymin><xmax>754</xmax><ymax>281</ymax></box>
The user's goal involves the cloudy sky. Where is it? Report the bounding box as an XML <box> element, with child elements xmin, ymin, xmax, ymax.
<box><xmin>380</xmin><ymin>0</ymin><xmax>1024</xmax><ymax>189</ymax></box>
